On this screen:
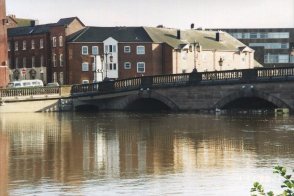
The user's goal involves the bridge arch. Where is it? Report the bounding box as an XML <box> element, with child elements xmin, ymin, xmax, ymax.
<box><xmin>121</xmin><ymin>91</ymin><xmax>179</xmax><ymax>111</ymax></box>
<box><xmin>214</xmin><ymin>88</ymin><xmax>291</xmax><ymax>110</ymax></box>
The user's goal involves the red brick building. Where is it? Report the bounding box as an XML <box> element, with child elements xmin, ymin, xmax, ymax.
<box><xmin>8</xmin><ymin>17</ymin><xmax>85</xmax><ymax>84</ymax></box>
<box><xmin>67</xmin><ymin>27</ymin><xmax>163</xmax><ymax>84</ymax></box>
<box><xmin>0</xmin><ymin>0</ymin><xmax>9</xmax><ymax>88</ymax></box>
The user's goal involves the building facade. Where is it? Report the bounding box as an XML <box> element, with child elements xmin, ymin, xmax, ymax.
<box><xmin>220</xmin><ymin>28</ymin><xmax>294</xmax><ymax>67</ymax></box>
<box><xmin>0</xmin><ymin>0</ymin><xmax>9</xmax><ymax>88</ymax></box>
<box><xmin>7</xmin><ymin>17</ymin><xmax>85</xmax><ymax>84</ymax></box>
<box><xmin>7</xmin><ymin>17</ymin><xmax>259</xmax><ymax>85</ymax></box>
<box><xmin>67</xmin><ymin>26</ymin><xmax>258</xmax><ymax>84</ymax></box>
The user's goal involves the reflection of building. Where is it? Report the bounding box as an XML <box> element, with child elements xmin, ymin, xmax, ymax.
<box><xmin>0</xmin><ymin>134</ymin><xmax>9</xmax><ymax>196</ymax></box>
<box><xmin>7</xmin><ymin>17</ymin><xmax>85</xmax><ymax>84</ymax></box>
<box><xmin>0</xmin><ymin>0</ymin><xmax>9</xmax><ymax>87</ymax></box>
<box><xmin>220</xmin><ymin>28</ymin><xmax>294</xmax><ymax>67</ymax></box>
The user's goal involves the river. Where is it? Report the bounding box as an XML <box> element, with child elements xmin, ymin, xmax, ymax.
<box><xmin>0</xmin><ymin>112</ymin><xmax>293</xmax><ymax>195</ymax></box>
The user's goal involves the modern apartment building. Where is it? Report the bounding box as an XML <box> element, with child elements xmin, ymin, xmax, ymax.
<box><xmin>220</xmin><ymin>28</ymin><xmax>294</xmax><ymax>67</ymax></box>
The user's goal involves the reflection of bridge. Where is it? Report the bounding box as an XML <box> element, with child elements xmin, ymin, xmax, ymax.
<box><xmin>2</xmin><ymin>67</ymin><xmax>294</xmax><ymax>112</ymax></box>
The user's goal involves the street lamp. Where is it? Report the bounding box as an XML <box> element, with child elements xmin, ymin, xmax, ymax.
<box><xmin>100</xmin><ymin>52</ymin><xmax>113</xmax><ymax>80</ymax></box>
<box><xmin>189</xmin><ymin>41</ymin><xmax>201</xmax><ymax>72</ymax></box>
<box><xmin>218</xmin><ymin>57</ymin><xmax>224</xmax><ymax>71</ymax></box>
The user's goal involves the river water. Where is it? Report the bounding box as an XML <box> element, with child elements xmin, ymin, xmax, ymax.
<box><xmin>0</xmin><ymin>112</ymin><xmax>293</xmax><ymax>196</ymax></box>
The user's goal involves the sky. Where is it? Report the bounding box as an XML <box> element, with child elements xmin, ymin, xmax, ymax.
<box><xmin>6</xmin><ymin>0</ymin><xmax>294</xmax><ymax>29</ymax></box>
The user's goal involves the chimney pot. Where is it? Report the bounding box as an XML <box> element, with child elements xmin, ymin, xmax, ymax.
<box><xmin>177</xmin><ymin>30</ymin><xmax>181</xmax><ymax>39</ymax></box>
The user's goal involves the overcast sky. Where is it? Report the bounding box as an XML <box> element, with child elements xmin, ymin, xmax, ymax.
<box><xmin>6</xmin><ymin>0</ymin><xmax>294</xmax><ymax>29</ymax></box>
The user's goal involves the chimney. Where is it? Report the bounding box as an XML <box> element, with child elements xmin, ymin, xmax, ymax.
<box><xmin>30</xmin><ymin>20</ymin><xmax>35</xmax><ymax>27</ymax></box>
<box><xmin>177</xmin><ymin>30</ymin><xmax>181</xmax><ymax>39</ymax></box>
<box><xmin>216</xmin><ymin>31</ymin><xmax>224</xmax><ymax>42</ymax></box>
<box><xmin>191</xmin><ymin>23</ymin><xmax>194</xmax><ymax>29</ymax></box>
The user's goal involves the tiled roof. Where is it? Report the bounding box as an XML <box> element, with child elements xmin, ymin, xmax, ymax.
<box><xmin>68</xmin><ymin>27</ymin><xmax>153</xmax><ymax>42</ymax></box>
<box><xmin>57</xmin><ymin>17</ymin><xmax>84</xmax><ymax>26</ymax></box>
<box><xmin>8</xmin><ymin>17</ymin><xmax>84</xmax><ymax>37</ymax></box>
<box><xmin>7</xmin><ymin>23</ymin><xmax>56</xmax><ymax>36</ymax></box>
<box><xmin>144</xmin><ymin>27</ymin><xmax>247</xmax><ymax>51</ymax></box>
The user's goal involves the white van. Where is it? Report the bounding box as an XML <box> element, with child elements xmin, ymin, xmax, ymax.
<box><xmin>7</xmin><ymin>80</ymin><xmax>44</xmax><ymax>88</ymax></box>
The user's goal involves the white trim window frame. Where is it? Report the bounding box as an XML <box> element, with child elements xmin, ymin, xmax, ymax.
<box><xmin>82</xmin><ymin>46</ymin><xmax>88</xmax><ymax>55</ymax></box>
<box><xmin>124</xmin><ymin>62</ymin><xmax>131</xmax><ymax>69</ymax></box>
<box><xmin>124</xmin><ymin>46</ymin><xmax>131</xmax><ymax>53</ymax></box>
<box><xmin>82</xmin><ymin>62</ymin><xmax>89</xmax><ymax>71</ymax></box>
<box><xmin>136</xmin><ymin>45</ymin><xmax>145</xmax><ymax>55</ymax></box>
<box><xmin>92</xmin><ymin>46</ymin><xmax>99</xmax><ymax>55</ymax></box>
<box><xmin>52</xmin><ymin>37</ymin><xmax>57</xmax><ymax>47</ymax></box>
<box><xmin>59</xmin><ymin>36</ymin><xmax>63</xmax><ymax>47</ymax></box>
<box><xmin>137</xmin><ymin>62</ymin><xmax>145</xmax><ymax>73</ymax></box>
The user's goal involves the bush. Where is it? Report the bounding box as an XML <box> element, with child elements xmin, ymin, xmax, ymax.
<box><xmin>251</xmin><ymin>166</ymin><xmax>294</xmax><ymax>196</ymax></box>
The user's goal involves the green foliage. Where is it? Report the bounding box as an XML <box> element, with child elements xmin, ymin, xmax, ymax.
<box><xmin>250</xmin><ymin>166</ymin><xmax>294</xmax><ymax>196</ymax></box>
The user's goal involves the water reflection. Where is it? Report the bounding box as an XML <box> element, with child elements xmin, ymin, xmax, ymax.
<box><xmin>0</xmin><ymin>113</ymin><xmax>294</xmax><ymax>195</ymax></box>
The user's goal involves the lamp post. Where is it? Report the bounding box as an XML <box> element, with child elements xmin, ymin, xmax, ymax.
<box><xmin>218</xmin><ymin>57</ymin><xmax>224</xmax><ymax>71</ymax></box>
<box><xmin>100</xmin><ymin>52</ymin><xmax>113</xmax><ymax>80</ymax></box>
<box><xmin>189</xmin><ymin>41</ymin><xmax>201</xmax><ymax>72</ymax></box>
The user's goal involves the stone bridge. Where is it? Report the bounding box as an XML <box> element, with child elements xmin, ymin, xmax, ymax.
<box><xmin>71</xmin><ymin>67</ymin><xmax>294</xmax><ymax>112</ymax></box>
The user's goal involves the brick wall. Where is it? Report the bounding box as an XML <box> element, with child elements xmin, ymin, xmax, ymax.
<box><xmin>0</xmin><ymin>0</ymin><xmax>9</xmax><ymax>87</ymax></box>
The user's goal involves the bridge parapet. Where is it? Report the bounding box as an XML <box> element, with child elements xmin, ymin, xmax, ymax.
<box><xmin>70</xmin><ymin>66</ymin><xmax>294</xmax><ymax>95</ymax></box>
<box><xmin>0</xmin><ymin>86</ymin><xmax>61</xmax><ymax>98</ymax></box>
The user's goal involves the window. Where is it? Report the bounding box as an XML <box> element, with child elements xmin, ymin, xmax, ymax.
<box><xmin>53</xmin><ymin>72</ymin><xmax>57</xmax><ymax>82</ymax></box>
<box><xmin>136</xmin><ymin>46</ymin><xmax>145</xmax><ymax>55</ymax></box>
<box><xmin>23</xmin><ymin>40</ymin><xmax>26</xmax><ymax>50</ymax></box>
<box><xmin>52</xmin><ymin>37</ymin><xmax>57</xmax><ymax>47</ymax></box>
<box><xmin>290</xmin><ymin>56</ymin><xmax>294</xmax><ymax>63</ymax></box>
<box><xmin>23</xmin><ymin>57</ymin><xmax>26</xmax><ymax>68</ymax></box>
<box><xmin>40</xmin><ymin>55</ymin><xmax>44</xmax><ymax>67</ymax></box>
<box><xmin>92</xmin><ymin>46</ymin><xmax>99</xmax><ymax>55</ymax></box>
<box><xmin>32</xmin><ymin>56</ymin><xmax>35</xmax><ymax>67</ymax></box>
<box><xmin>40</xmin><ymin>39</ymin><xmax>44</xmax><ymax>49</ymax></box>
<box><xmin>249</xmin><ymin>43</ymin><xmax>289</xmax><ymax>49</ymax></box>
<box><xmin>137</xmin><ymin>62</ymin><xmax>145</xmax><ymax>73</ymax></box>
<box><xmin>59</xmin><ymin>36</ymin><xmax>63</xmax><ymax>47</ymax></box>
<box><xmin>15</xmin><ymin>41</ymin><xmax>18</xmax><ymax>51</ymax></box>
<box><xmin>105</xmin><ymin>45</ymin><xmax>116</xmax><ymax>53</ymax></box>
<box><xmin>82</xmin><ymin>62</ymin><xmax>89</xmax><ymax>71</ymax></box>
<box><xmin>250</xmin><ymin>33</ymin><xmax>257</xmax><ymax>39</ymax></box>
<box><xmin>31</xmin><ymin>40</ymin><xmax>35</xmax><ymax>49</ymax></box>
<box><xmin>15</xmin><ymin>57</ymin><xmax>19</xmax><ymax>68</ymax></box>
<box><xmin>109</xmin><ymin>63</ymin><xmax>117</xmax><ymax>70</ymax></box>
<box><xmin>124</xmin><ymin>46</ymin><xmax>131</xmax><ymax>53</ymax></box>
<box><xmin>82</xmin><ymin>46</ymin><xmax>88</xmax><ymax>55</ymax></box>
<box><xmin>60</xmin><ymin>72</ymin><xmax>64</xmax><ymax>85</ymax></box>
<box><xmin>59</xmin><ymin>54</ymin><xmax>64</xmax><ymax>67</ymax></box>
<box><xmin>264</xmin><ymin>54</ymin><xmax>289</xmax><ymax>63</ymax></box>
<box><xmin>124</xmin><ymin>62</ymin><xmax>131</xmax><ymax>69</ymax></box>
<box><xmin>53</xmin><ymin>54</ymin><xmax>56</xmax><ymax>67</ymax></box>
<box><xmin>8</xmin><ymin>41</ymin><xmax>10</xmax><ymax>51</ymax></box>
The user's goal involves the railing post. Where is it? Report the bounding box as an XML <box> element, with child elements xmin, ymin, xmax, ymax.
<box><xmin>141</xmin><ymin>76</ymin><xmax>153</xmax><ymax>89</ymax></box>
<box><xmin>189</xmin><ymin>71</ymin><xmax>202</xmax><ymax>84</ymax></box>
<box><xmin>98</xmin><ymin>80</ymin><xmax>115</xmax><ymax>93</ymax></box>
<box><xmin>242</xmin><ymin>69</ymin><xmax>258</xmax><ymax>82</ymax></box>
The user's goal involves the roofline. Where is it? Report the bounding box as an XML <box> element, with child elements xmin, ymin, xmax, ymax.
<box><xmin>67</xmin><ymin>41</ymin><xmax>155</xmax><ymax>44</ymax></box>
